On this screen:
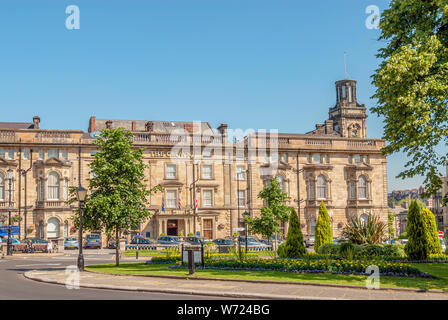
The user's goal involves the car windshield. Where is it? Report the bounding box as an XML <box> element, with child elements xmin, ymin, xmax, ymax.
<box><xmin>87</xmin><ymin>235</ymin><xmax>100</xmax><ymax>239</ymax></box>
<box><xmin>65</xmin><ymin>238</ymin><xmax>77</xmax><ymax>241</ymax></box>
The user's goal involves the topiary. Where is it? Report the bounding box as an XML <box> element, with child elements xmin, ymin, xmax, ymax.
<box><xmin>405</xmin><ymin>200</ymin><xmax>429</xmax><ymax>260</ymax></box>
<box><xmin>421</xmin><ymin>208</ymin><xmax>443</xmax><ymax>255</ymax></box>
<box><xmin>314</xmin><ymin>201</ymin><xmax>333</xmax><ymax>252</ymax></box>
<box><xmin>277</xmin><ymin>208</ymin><xmax>306</xmax><ymax>258</ymax></box>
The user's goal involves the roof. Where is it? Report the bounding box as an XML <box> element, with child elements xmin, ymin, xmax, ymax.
<box><xmin>0</xmin><ymin>122</ymin><xmax>34</xmax><ymax>130</ymax></box>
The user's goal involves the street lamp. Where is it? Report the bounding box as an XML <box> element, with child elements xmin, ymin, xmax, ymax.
<box><xmin>76</xmin><ymin>186</ymin><xmax>87</xmax><ymax>271</ymax></box>
<box><xmin>243</xmin><ymin>211</ymin><xmax>249</xmax><ymax>253</ymax></box>
<box><xmin>6</xmin><ymin>169</ymin><xmax>13</xmax><ymax>256</ymax></box>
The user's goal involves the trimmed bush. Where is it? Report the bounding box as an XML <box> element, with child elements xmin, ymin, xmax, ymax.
<box><xmin>339</xmin><ymin>242</ymin><xmax>356</xmax><ymax>259</ymax></box>
<box><xmin>314</xmin><ymin>201</ymin><xmax>333</xmax><ymax>252</ymax></box>
<box><xmin>421</xmin><ymin>208</ymin><xmax>443</xmax><ymax>255</ymax></box>
<box><xmin>405</xmin><ymin>200</ymin><xmax>429</xmax><ymax>260</ymax></box>
<box><xmin>317</xmin><ymin>243</ymin><xmax>339</xmax><ymax>255</ymax></box>
<box><xmin>277</xmin><ymin>208</ymin><xmax>306</xmax><ymax>258</ymax></box>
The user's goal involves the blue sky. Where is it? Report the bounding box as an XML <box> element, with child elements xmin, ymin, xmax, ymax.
<box><xmin>0</xmin><ymin>0</ymin><xmax>436</xmax><ymax>191</ymax></box>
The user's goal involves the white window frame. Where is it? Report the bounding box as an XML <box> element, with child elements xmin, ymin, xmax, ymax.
<box><xmin>47</xmin><ymin>172</ymin><xmax>60</xmax><ymax>200</ymax></box>
<box><xmin>202</xmin><ymin>189</ymin><xmax>213</xmax><ymax>207</ymax></box>
<box><xmin>165</xmin><ymin>164</ymin><xmax>177</xmax><ymax>179</ymax></box>
<box><xmin>237</xmin><ymin>189</ymin><xmax>245</xmax><ymax>207</ymax></box>
<box><xmin>202</xmin><ymin>165</ymin><xmax>213</xmax><ymax>180</ymax></box>
<box><xmin>236</xmin><ymin>166</ymin><xmax>245</xmax><ymax>180</ymax></box>
<box><xmin>316</xmin><ymin>175</ymin><xmax>327</xmax><ymax>200</ymax></box>
<box><xmin>166</xmin><ymin>189</ymin><xmax>177</xmax><ymax>208</ymax></box>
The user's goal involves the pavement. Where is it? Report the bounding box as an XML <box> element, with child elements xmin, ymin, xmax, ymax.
<box><xmin>24</xmin><ymin>267</ymin><xmax>448</xmax><ymax>300</ymax></box>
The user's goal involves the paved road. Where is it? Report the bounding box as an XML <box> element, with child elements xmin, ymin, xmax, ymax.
<box><xmin>0</xmin><ymin>250</ymin><xmax>225</xmax><ymax>300</ymax></box>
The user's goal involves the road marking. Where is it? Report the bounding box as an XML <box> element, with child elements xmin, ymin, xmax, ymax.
<box><xmin>15</xmin><ymin>263</ymin><xmax>62</xmax><ymax>267</ymax></box>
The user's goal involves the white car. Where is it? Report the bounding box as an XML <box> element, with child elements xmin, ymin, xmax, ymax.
<box><xmin>440</xmin><ymin>238</ymin><xmax>446</xmax><ymax>253</ymax></box>
<box><xmin>304</xmin><ymin>235</ymin><xmax>315</xmax><ymax>248</ymax></box>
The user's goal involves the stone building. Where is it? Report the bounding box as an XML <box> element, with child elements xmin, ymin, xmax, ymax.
<box><xmin>0</xmin><ymin>79</ymin><xmax>389</xmax><ymax>244</ymax></box>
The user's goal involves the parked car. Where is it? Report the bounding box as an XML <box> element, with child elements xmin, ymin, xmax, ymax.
<box><xmin>304</xmin><ymin>235</ymin><xmax>315</xmax><ymax>248</ymax></box>
<box><xmin>399</xmin><ymin>239</ymin><xmax>408</xmax><ymax>245</ymax></box>
<box><xmin>440</xmin><ymin>238</ymin><xmax>446</xmax><ymax>253</ymax></box>
<box><xmin>64</xmin><ymin>237</ymin><xmax>79</xmax><ymax>250</ymax></box>
<box><xmin>238</xmin><ymin>236</ymin><xmax>269</xmax><ymax>248</ymax></box>
<box><xmin>130</xmin><ymin>236</ymin><xmax>153</xmax><ymax>245</ymax></box>
<box><xmin>185</xmin><ymin>236</ymin><xmax>207</xmax><ymax>245</ymax></box>
<box><xmin>84</xmin><ymin>234</ymin><xmax>102</xmax><ymax>249</ymax></box>
<box><xmin>25</xmin><ymin>238</ymin><xmax>48</xmax><ymax>244</ymax></box>
<box><xmin>107</xmin><ymin>238</ymin><xmax>127</xmax><ymax>249</ymax></box>
<box><xmin>260</xmin><ymin>235</ymin><xmax>284</xmax><ymax>246</ymax></box>
<box><xmin>157</xmin><ymin>236</ymin><xmax>180</xmax><ymax>245</ymax></box>
<box><xmin>213</xmin><ymin>238</ymin><xmax>234</xmax><ymax>246</ymax></box>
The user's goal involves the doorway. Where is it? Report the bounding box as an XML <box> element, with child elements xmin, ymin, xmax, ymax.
<box><xmin>167</xmin><ymin>219</ymin><xmax>178</xmax><ymax>236</ymax></box>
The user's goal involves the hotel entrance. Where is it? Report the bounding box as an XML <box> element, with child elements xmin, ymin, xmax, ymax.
<box><xmin>167</xmin><ymin>219</ymin><xmax>178</xmax><ymax>236</ymax></box>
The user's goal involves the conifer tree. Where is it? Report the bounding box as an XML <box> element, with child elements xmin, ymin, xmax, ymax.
<box><xmin>405</xmin><ymin>200</ymin><xmax>429</xmax><ymax>260</ymax></box>
<box><xmin>421</xmin><ymin>208</ymin><xmax>442</xmax><ymax>255</ymax></box>
<box><xmin>314</xmin><ymin>201</ymin><xmax>333</xmax><ymax>252</ymax></box>
<box><xmin>278</xmin><ymin>208</ymin><xmax>306</xmax><ymax>258</ymax></box>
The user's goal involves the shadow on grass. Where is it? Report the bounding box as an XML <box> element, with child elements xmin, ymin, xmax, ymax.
<box><xmin>85</xmin><ymin>262</ymin><xmax>448</xmax><ymax>291</ymax></box>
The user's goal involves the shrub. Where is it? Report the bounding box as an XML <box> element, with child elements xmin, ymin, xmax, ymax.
<box><xmin>317</xmin><ymin>243</ymin><xmax>339</xmax><ymax>255</ymax></box>
<box><xmin>314</xmin><ymin>201</ymin><xmax>333</xmax><ymax>252</ymax></box>
<box><xmin>421</xmin><ymin>208</ymin><xmax>443</xmax><ymax>255</ymax></box>
<box><xmin>398</xmin><ymin>232</ymin><xmax>407</xmax><ymax>239</ymax></box>
<box><xmin>341</xmin><ymin>212</ymin><xmax>386</xmax><ymax>244</ymax></box>
<box><xmin>405</xmin><ymin>200</ymin><xmax>429</xmax><ymax>260</ymax></box>
<box><xmin>339</xmin><ymin>242</ymin><xmax>356</xmax><ymax>259</ymax></box>
<box><xmin>277</xmin><ymin>208</ymin><xmax>306</xmax><ymax>258</ymax></box>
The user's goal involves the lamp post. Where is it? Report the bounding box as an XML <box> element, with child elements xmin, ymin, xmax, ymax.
<box><xmin>243</xmin><ymin>211</ymin><xmax>249</xmax><ymax>253</ymax></box>
<box><xmin>76</xmin><ymin>186</ymin><xmax>87</xmax><ymax>271</ymax></box>
<box><xmin>6</xmin><ymin>169</ymin><xmax>13</xmax><ymax>256</ymax></box>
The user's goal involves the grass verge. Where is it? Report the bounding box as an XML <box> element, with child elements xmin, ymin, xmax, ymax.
<box><xmin>85</xmin><ymin>262</ymin><xmax>448</xmax><ymax>291</ymax></box>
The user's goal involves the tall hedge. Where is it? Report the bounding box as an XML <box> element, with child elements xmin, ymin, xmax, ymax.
<box><xmin>278</xmin><ymin>208</ymin><xmax>306</xmax><ymax>258</ymax></box>
<box><xmin>405</xmin><ymin>200</ymin><xmax>429</xmax><ymax>260</ymax></box>
<box><xmin>314</xmin><ymin>201</ymin><xmax>333</xmax><ymax>252</ymax></box>
<box><xmin>421</xmin><ymin>208</ymin><xmax>443</xmax><ymax>255</ymax></box>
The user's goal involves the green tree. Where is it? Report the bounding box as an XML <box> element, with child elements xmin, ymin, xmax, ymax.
<box><xmin>277</xmin><ymin>208</ymin><xmax>306</xmax><ymax>258</ymax></box>
<box><xmin>245</xmin><ymin>177</ymin><xmax>289</xmax><ymax>251</ymax></box>
<box><xmin>69</xmin><ymin>128</ymin><xmax>161</xmax><ymax>266</ymax></box>
<box><xmin>371</xmin><ymin>0</ymin><xmax>448</xmax><ymax>202</ymax></box>
<box><xmin>314</xmin><ymin>201</ymin><xmax>333</xmax><ymax>252</ymax></box>
<box><xmin>421</xmin><ymin>207</ymin><xmax>443</xmax><ymax>255</ymax></box>
<box><xmin>405</xmin><ymin>200</ymin><xmax>429</xmax><ymax>260</ymax></box>
<box><xmin>388</xmin><ymin>212</ymin><xmax>395</xmax><ymax>239</ymax></box>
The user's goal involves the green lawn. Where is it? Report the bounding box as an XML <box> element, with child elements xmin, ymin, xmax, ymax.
<box><xmin>86</xmin><ymin>262</ymin><xmax>448</xmax><ymax>291</ymax></box>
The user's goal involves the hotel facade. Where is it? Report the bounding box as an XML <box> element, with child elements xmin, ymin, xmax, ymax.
<box><xmin>0</xmin><ymin>79</ymin><xmax>389</xmax><ymax>243</ymax></box>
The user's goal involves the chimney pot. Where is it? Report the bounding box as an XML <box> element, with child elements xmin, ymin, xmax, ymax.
<box><xmin>33</xmin><ymin>116</ymin><xmax>40</xmax><ymax>129</ymax></box>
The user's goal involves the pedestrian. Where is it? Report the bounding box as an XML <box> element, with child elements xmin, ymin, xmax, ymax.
<box><xmin>47</xmin><ymin>241</ymin><xmax>53</xmax><ymax>253</ymax></box>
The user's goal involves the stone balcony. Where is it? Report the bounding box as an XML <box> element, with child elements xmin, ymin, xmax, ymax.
<box><xmin>35</xmin><ymin>200</ymin><xmax>69</xmax><ymax>209</ymax></box>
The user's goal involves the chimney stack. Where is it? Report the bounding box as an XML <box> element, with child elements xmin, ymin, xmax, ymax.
<box><xmin>105</xmin><ymin>120</ymin><xmax>112</xmax><ymax>129</ymax></box>
<box><xmin>33</xmin><ymin>116</ymin><xmax>40</xmax><ymax>129</ymax></box>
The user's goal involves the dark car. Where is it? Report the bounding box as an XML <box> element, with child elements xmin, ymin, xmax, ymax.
<box><xmin>185</xmin><ymin>236</ymin><xmax>207</xmax><ymax>245</ymax></box>
<box><xmin>130</xmin><ymin>236</ymin><xmax>153</xmax><ymax>245</ymax></box>
<box><xmin>84</xmin><ymin>234</ymin><xmax>102</xmax><ymax>249</ymax></box>
<box><xmin>157</xmin><ymin>236</ymin><xmax>179</xmax><ymax>245</ymax></box>
<box><xmin>107</xmin><ymin>238</ymin><xmax>127</xmax><ymax>249</ymax></box>
<box><xmin>213</xmin><ymin>238</ymin><xmax>234</xmax><ymax>246</ymax></box>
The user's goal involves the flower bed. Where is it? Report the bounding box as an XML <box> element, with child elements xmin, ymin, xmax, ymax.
<box><xmin>174</xmin><ymin>258</ymin><xmax>429</xmax><ymax>277</ymax></box>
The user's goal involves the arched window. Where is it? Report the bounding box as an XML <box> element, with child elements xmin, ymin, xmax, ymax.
<box><xmin>275</xmin><ymin>174</ymin><xmax>285</xmax><ymax>192</ymax></box>
<box><xmin>47</xmin><ymin>217</ymin><xmax>60</xmax><ymax>238</ymax></box>
<box><xmin>308</xmin><ymin>180</ymin><xmax>315</xmax><ymax>200</ymax></box>
<box><xmin>0</xmin><ymin>172</ymin><xmax>4</xmax><ymax>201</ymax></box>
<box><xmin>317</xmin><ymin>175</ymin><xmax>327</xmax><ymax>200</ymax></box>
<box><xmin>47</xmin><ymin>172</ymin><xmax>60</xmax><ymax>200</ymax></box>
<box><xmin>358</xmin><ymin>175</ymin><xmax>367</xmax><ymax>199</ymax></box>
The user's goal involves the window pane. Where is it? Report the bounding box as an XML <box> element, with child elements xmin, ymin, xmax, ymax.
<box><xmin>203</xmin><ymin>190</ymin><xmax>212</xmax><ymax>207</ymax></box>
<box><xmin>350</xmin><ymin>181</ymin><xmax>356</xmax><ymax>199</ymax></box>
<box><xmin>236</xmin><ymin>166</ymin><xmax>245</xmax><ymax>180</ymax></box>
<box><xmin>203</xmin><ymin>165</ymin><xmax>212</xmax><ymax>179</ymax></box>
<box><xmin>317</xmin><ymin>175</ymin><xmax>327</xmax><ymax>199</ymax></box>
<box><xmin>61</xmin><ymin>149</ymin><xmax>68</xmax><ymax>160</ymax></box>
<box><xmin>166</xmin><ymin>190</ymin><xmax>177</xmax><ymax>208</ymax></box>
<box><xmin>166</xmin><ymin>165</ymin><xmax>176</xmax><ymax>179</ymax></box>
<box><xmin>47</xmin><ymin>172</ymin><xmax>60</xmax><ymax>200</ymax></box>
<box><xmin>358</xmin><ymin>176</ymin><xmax>367</xmax><ymax>199</ymax></box>
<box><xmin>0</xmin><ymin>149</ymin><xmax>4</xmax><ymax>158</ymax></box>
<box><xmin>23</xmin><ymin>149</ymin><xmax>30</xmax><ymax>160</ymax></box>
<box><xmin>237</xmin><ymin>190</ymin><xmax>245</xmax><ymax>206</ymax></box>
<box><xmin>39</xmin><ymin>149</ymin><xmax>45</xmax><ymax>160</ymax></box>
<box><xmin>7</xmin><ymin>149</ymin><xmax>14</xmax><ymax>159</ymax></box>
<box><xmin>0</xmin><ymin>173</ymin><xmax>4</xmax><ymax>200</ymax></box>
<box><xmin>308</xmin><ymin>180</ymin><xmax>315</xmax><ymax>199</ymax></box>
<box><xmin>312</xmin><ymin>154</ymin><xmax>321</xmax><ymax>163</ymax></box>
<box><xmin>48</xmin><ymin>149</ymin><xmax>59</xmax><ymax>159</ymax></box>
<box><xmin>354</xmin><ymin>155</ymin><xmax>362</xmax><ymax>163</ymax></box>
